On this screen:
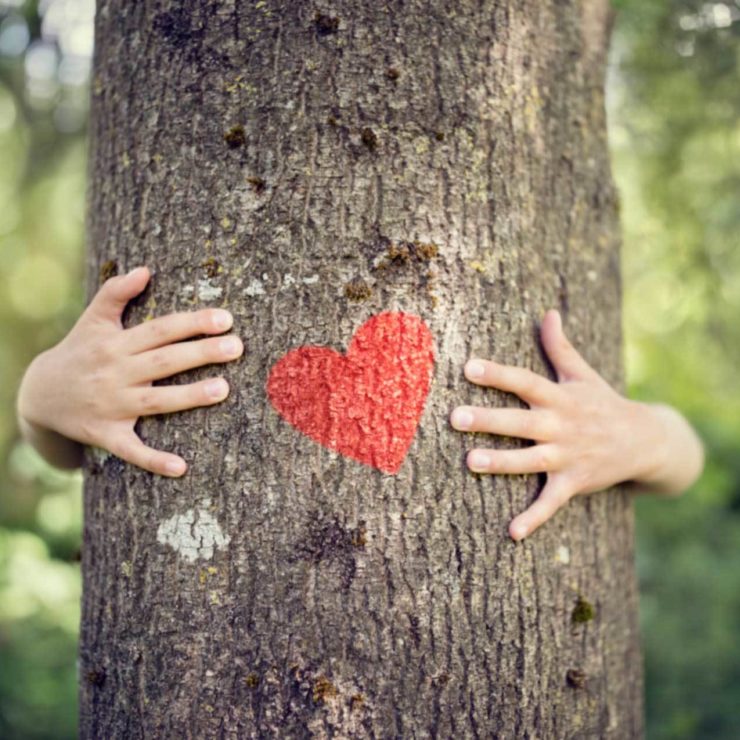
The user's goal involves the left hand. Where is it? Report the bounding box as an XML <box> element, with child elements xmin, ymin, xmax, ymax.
<box><xmin>450</xmin><ymin>309</ymin><xmax>666</xmax><ymax>541</ymax></box>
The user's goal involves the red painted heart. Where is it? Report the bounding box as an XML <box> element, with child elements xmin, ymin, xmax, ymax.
<box><xmin>266</xmin><ymin>312</ymin><xmax>435</xmax><ymax>473</ymax></box>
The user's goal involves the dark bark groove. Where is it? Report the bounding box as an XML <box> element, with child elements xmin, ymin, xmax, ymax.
<box><xmin>80</xmin><ymin>1</ymin><xmax>643</xmax><ymax>737</ymax></box>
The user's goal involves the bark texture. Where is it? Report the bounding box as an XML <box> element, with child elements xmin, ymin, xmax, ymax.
<box><xmin>80</xmin><ymin>1</ymin><xmax>643</xmax><ymax>737</ymax></box>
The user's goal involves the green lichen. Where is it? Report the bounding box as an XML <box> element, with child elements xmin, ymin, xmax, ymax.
<box><xmin>344</xmin><ymin>277</ymin><xmax>372</xmax><ymax>302</ymax></box>
<box><xmin>349</xmin><ymin>693</ymin><xmax>365</xmax><ymax>710</ymax></box>
<box><xmin>86</xmin><ymin>669</ymin><xmax>106</xmax><ymax>687</ymax></box>
<box><xmin>99</xmin><ymin>259</ymin><xmax>118</xmax><ymax>283</ymax></box>
<box><xmin>360</xmin><ymin>127</ymin><xmax>378</xmax><ymax>152</ymax></box>
<box><xmin>572</xmin><ymin>595</ymin><xmax>595</xmax><ymax>624</ymax></box>
<box><xmin>313</xmin><ymin>676</ymin><xmax>338</xmax><ymax>703</ymax></box>
<box><xmin>314</xmin><ymin>13</ymin><xmax>339</xmax><ymax>36</ymax></box>
<box><xmin>201</xmin><ymin>257</ymin><xmax>221</xmax><ymax>278</ymax></box>
<box><xmin>247</xmin><ymin>176</ymin><xmax>266</xmax><ymax>194</ymax></box>
<box><xmin>350</xmin><ymin>522</ymin><xmax>367</xmax><ymax>547</ymax></box>
<box><xmin>375</xmin><ymin>239</ymin><xmax>438</xmax><ymax>267</ymax></box>
<box><xmin>224</xmin><ymin>125</ymin><xmax>246</xmax><ymax>148</ymax></box>
<box><xmin>566</xmin><ymin>668</ymin><xmax>587</xmax><ymax>688</ymax></box>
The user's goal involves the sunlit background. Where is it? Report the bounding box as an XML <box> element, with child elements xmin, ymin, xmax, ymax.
<box><xmin>1</xmin><ymin>0</ymin><xmax>738</xmax><ymax>737</ymax></box>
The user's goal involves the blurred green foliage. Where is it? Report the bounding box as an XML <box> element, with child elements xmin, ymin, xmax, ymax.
<box><xmin>0</xmin><ymin>1</ymin><xmax>738</xmax><ymax>738</ymax></box>
<box><xmin>610</xmin><ymin>2</ymin><xmax>740</xmax><ymax>737</ymax></box>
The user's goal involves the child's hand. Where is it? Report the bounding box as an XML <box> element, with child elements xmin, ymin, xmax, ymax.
<box><xmin>450</xmin><ymin>309</ymin><xmax>704</xmax><ymax>541</ymax></box>
<box><xmin>16</xmin><ymin>266</ymin><xmax>243</xmax><ymax>477</ymax></box>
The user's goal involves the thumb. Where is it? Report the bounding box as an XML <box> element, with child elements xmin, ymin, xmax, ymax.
<box><xmin>540</xmin><ymin>309</ymin><xmax>599</xmax><ymax>383</ymax></box>
<box><xmin>86</xmin><ymin>266</ymin><xmax>151</xmax><ymax>325</ymax></box>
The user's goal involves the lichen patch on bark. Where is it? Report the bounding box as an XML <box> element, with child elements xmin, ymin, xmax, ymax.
<box><xmin>197</xmin><ymin>278</ymin><xmax>223</xmax><ymax>301</ymax></box>
<box><xmin>156</xmin><ymin>499</ymin><xmax>230</xmax><ymax>562</ymax></box>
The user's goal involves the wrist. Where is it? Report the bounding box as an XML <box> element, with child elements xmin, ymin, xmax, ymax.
<box><xmin>626</xmin><ymin>400</ymin><xmax>672</xmax><ymax>487</ymax></box>
<box><xmin>625</xmin><ymin>400</ymin><xmax>703</xmax><ymax>495</ymax></box>
<box><xmin>16</xmin><ymin>351</ymin><xmax>85</xmax><ymax>470</ymax></box>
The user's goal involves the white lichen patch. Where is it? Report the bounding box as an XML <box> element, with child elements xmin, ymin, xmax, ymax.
<box><xmin>197</xmin><ymin>278</ymin><xmax>223</xmax><ymax>301</ymax></box>
<box><xmin>89</xmin><ymin>445</ymin><xmax>112</xmax><ymax>465</ymax></box>
<box><xmin>282</xmin><ymin>273</ymin><xmax>296</xmax><ymax>289</ymax></box>
<box><xmin>245</xmin><ymin>278</ymin><xmax>265</xmax><ymax>297</ymax></box>
<box><xmin>302</xmin><ymin>274</ymin><xmax>319</xmax><ymax>285</ymax></box>
<box><xmin>555</xmin><ymin>545</ymin><xmax>571</xmax><ymax>565</ymax></box>
<box><xmin>181</xmin><ymin>284</ymin><xmax>195</xmax><ymax>297</ymax></box>
<box><xmin>156</xmin><ymin>500</ymin><xmax>230</xmax><ymax>563</ymax></box>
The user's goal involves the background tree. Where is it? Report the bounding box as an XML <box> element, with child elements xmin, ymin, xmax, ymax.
<box><xmin>77</xmin><ymin>1</ymin><xmax>644</xmax><ymax>736</ymax></box>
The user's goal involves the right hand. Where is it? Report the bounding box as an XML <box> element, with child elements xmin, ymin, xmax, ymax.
<box><xmin>16</xmin><ymin>265</ymin><xmax>244</xmax><ymax>477</ymax></box>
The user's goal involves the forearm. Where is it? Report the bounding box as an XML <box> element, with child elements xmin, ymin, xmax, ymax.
<box><xmin>16</xmin><ymin>352</ymin><xmax>84</xmax><ymax>471</ymax></box>
<box><xmin>626</xmin><ymin>400</ymin><xmax>705</xmax><ymax>495</ymax></box>
<box><xmin>16</xmin><ymin>415</ymin><xmax>84</xmax><ymax>470</ymax></box>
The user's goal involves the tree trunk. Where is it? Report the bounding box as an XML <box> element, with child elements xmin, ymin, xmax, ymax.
<box><xmin>80</xmin><ymin>1</ymin><xmax>643</xmax><ymax>737</ymax></box>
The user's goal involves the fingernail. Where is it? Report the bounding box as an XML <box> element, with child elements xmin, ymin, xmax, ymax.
<box><xmin>214</xmin><ymin>310</ymin><xmax>233</xmax><ymax>330</ymax></box>
<box><xmin>219</xmin><ymin>336</ymin><xmax>241</xmax><ymax>356</ymax></box>
<box><xmin>166</xmin><ymin>459</ymin><xmax>186</xmax><ymax>476</ymax></box>
<box><xmin>451</xmin><ymin>408</ymin><xmax>474</xmax><ymax>430</ymax></box>
<box><xmin>206</xmin><ymin>378</ymin><xmax>228</xmax><ymax>398</ymax></box>
<box><xmin>128</xmin><ymin>266</ymin><xmax>147</xmax><ymax>278</ymax></box>
<box><xmin>466</xmin><ymin>360</ymin><xmax>485</xmax><ymax>379</ymax></box>
<box><xmin>469</xmin><ymin>450</ymin><xmax>490</xmax><ymax>470</ymax></box>
<box><xmin>511</xmin><ymin>522</ymin><xmax>528</xmax><ymax>540</ymax></box>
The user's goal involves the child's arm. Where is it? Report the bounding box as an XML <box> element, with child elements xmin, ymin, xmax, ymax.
<box><xmin>15</xmin><ymin>266</ymin><xmax>244</xmax><ymax>477</ymax></box>
<box><xmin>450</xmin><ymin>309</ymin><xmax>705</xmax><ymax>541</ymax></box>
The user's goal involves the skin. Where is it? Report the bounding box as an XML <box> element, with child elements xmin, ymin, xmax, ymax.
<box><xmin>16</xmin><ymin>266</ymin><xmax>243</xmax><ymax>477</ymax></box>
<box><xmin>16</xmin><ymin>266</ymin><xmax>704</xmax><ymax>540</ymax></box>
<box><xmin>450</xmin><ymin>308</ymin><xmax>705</xmax><ymax>540</ymax></box>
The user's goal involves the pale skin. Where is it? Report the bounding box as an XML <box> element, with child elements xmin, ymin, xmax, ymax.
<box><xmin>16</xmin><ymin>265</ymin><xmax>705</xmax><ymax>540</ymax></box>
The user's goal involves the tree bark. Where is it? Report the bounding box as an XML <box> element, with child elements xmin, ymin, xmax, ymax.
<box><xmin>80</xmin><ymin>1</ymin><xmax>643</xmax><ymax>737</ymax></box>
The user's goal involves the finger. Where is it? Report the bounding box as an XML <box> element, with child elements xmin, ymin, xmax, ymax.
<box><xmin>121</xmin><ymin>308</ymin><xmax>234</xmax><ymax>355</ymax></box>
<box><xmin>124</xmin><ymin>334</ymin><xmax>244</xmax><ymax>383</ymax></box>
<box><xmin>86</xmin><ymin>266</ymin><xmax>151</xmax><ymax>325</ymax></box>
<box><xmin>466</xmin><ymin>444</ymin><xmax>561</xmax><ymax>474</ymax></box>
<box><xmin>464</xmin><ymin>358</ymin><xmax>562</xmax><ymax>406</ymax></box>
<box><xmin>451</xmin><ymin>406</ymin><xmax>556</xmax><ymax>441</ymax></box>
<box><xmin>107</xmin><ymin>430</ymin><xmax>188</xmax><ymax>477</ymax></box>
<box><xmin>508</xmin><ymin>475</ymin><xmax>573</xmax><ymax>540</ymax></box>
<box><xmin>540</xmin><ymin>309</ymin><xmax>600</xmax><ymax>383</ymax></box>
<box><xmin>121</xmin><ymin>377</ymin><xmax>230</xmax><ymax>416</ymax></box>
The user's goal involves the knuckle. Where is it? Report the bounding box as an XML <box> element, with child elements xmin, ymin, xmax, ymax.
<box><xmin>486</xmin><ymin>452</ymin><xmax>502</xmax><ymax>472</ymax></box>
<box><xmin>138</xmin><ymin>389</ymin><xmax>163</xmax><ymax>414</ymax></box>
<box><xmin>518</xmin><ymin>413</ymin><xmax>538</xmax><ymax>439</ymax></box>
<box><xmin>147</xmin><ymin>319</ymin><xmax>169</xmax><ymax>341</ymax></box>
<box><xmin>538</xmin><ymin>412</ymin><xmax>561</xmax><ymax>440</ymax></box>
<box><xmin>517</xmin><ymin>368</ymin><xmax>538</xmax><ymax>393</ymax></box>
<box><xmin>90</xmin><ymin>337</ymin><xmax>116</xmax><ymax>365</ymax></box>
<box><xmin>150</xmin><ymin>348</ymin><xmax>173</xmax><ymax>373</ymax></box>
<box><xmin>536</xmin><ymin>446</ymin><xmax>557</xmax><ymax>470</ymax></box>
<box><xmin>88</xmin><ymin>366</ymin><xmax>115</xmax><ymax>397</ymax></box>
